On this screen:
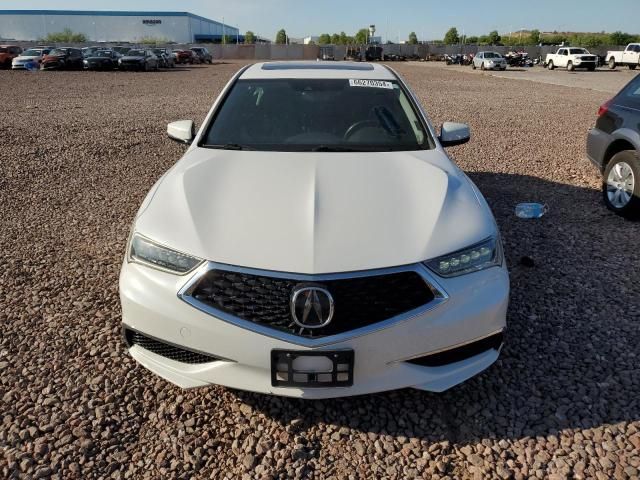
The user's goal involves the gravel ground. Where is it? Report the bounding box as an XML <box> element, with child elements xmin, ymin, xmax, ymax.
<box><xmin>1</xmin><ymin>62</ymin><xmax>639</xmax><ymax>479</ymax></box>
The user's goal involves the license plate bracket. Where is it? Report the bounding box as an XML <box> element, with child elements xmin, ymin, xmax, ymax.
<box><xmin>271</xmin><ymin>350</ymin><xmax>354</xmax><ymax>388</ymax></box>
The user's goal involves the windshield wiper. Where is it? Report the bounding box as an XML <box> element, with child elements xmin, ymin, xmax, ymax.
<box><xmin>311</xmin><ymin>145</ymin><xmax>365</xmax><ymax>152</ymax></box>
<box><xmin>203</xmin><ymin>143</ymin><xmax>253</xmax><ymax>150</ymax></box>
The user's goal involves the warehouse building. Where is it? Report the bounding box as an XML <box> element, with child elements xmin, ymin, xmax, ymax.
<box><xmin>0</xmin><ymin>10</ymin><xmax>241</xmax><ymax>43</ymax></box>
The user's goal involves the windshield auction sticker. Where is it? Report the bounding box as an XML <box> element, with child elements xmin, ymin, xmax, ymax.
<box><xmin>349</xmin><ymin>79</ymin><xmax>393</xmax><ymax>89</ymax></box>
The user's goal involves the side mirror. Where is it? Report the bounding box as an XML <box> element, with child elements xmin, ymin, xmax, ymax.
<box><xmin>167</xmin><ymin>120</ymin><xmax>195</xmax><ymax>144</ymax></box>
<box><xmin>439</xmin><ymin>122</ymin><xmax>471</xmax><ymax>147</ymax></box>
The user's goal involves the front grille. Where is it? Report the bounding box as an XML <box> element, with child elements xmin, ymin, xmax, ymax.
<box><xmin>406</xmin><ymin>332</ymin><xmax>504</xmax><ymax>367</ymax></box>
<box><xmin>124</xmin><ymin>329</ymin><xmax>219</xmax><ymax>364</ymax></box>
<box><xmin>188</xmin><ymin>268</ymin><xmax>435</xmax><ymax>338</ymax></box>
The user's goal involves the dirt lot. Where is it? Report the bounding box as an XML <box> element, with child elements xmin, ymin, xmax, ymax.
<box><xmin>1</xmin><ymin>62</ymin><xmax>639</xmax><ymax>479</ymax></box>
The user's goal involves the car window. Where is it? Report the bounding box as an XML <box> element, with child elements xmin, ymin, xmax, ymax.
<box><xmin>569</xmin><ymin>49</ymin><xmax>587</xmax><ymax>55</ymax></box>
<box><xmin>203</xmin><ymin>78</ymin><xmax>433</xmax><ymax>152</ymax></box>
<box><xmin>619</xmin><ymin>75</ymin><xmax>640</xmax><ymax>108</ymax></box>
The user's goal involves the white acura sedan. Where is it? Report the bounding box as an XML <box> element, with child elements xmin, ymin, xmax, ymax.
<box><xmin>120</xmin><ymin>62</ymin><xmax>509</xmax><ymax>398</ymax></box>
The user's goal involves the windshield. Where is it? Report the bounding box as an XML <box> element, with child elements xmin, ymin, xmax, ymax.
<box><xmin>49</xmin><ymin>49</ymin><xmax>68</xmax><ymax>56</ymax></box>
<box><xmin>95</xmin><ymin>51</ymin><xmax>113</xmax><ymax>57</ymax></box>
<box><xmin>152</xmin><ymin>49</ymin><xmax>164</xmax><ymax>55</ymax></box>
<box><xmin>128</xmin><ymin>50</ymin><xmax>145</xmax><ymax>56</ymax></box>
<box><xmin>22</xmin><ymin>49</ymin><xmax>42</xmax><ymax>56</ymax></box>
<box><xmin>484</xmin><ymin>52</ymin><xmax>501</xmax><ymax>58</ymax></box>
<box><xmin>203</xmin><ymin>78</ymin><xmax>432</xmax><ymax>152</ymax></box>
<box><xmin>569</xmin><ymin>48</ymin><xmax>588</xmax><ymax>54</ymax></box>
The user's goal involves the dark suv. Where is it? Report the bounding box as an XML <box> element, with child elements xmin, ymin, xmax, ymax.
<box><xmin>190</xmin><ymin>47</ymin><xmax>212</xmax><ymax>64</ymax></box>
<box><xmin>587</xmin><ymin>74</ymin><xmax>640</xmax><ymax>218</ymax></box>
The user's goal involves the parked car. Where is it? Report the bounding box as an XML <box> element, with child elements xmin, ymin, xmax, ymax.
<box><xmin>81</xmin><ymin>46</ymin><xmax>105</xmax><ymax>58</ymax></box>
<box><xmin>151</xmin><ymin>48</ymin><xmax>175</xmax><ymax>68</ymax></box>
<box><xmin>120</xmin><ymin>61</ymin><xmax>509</xmax><ymax>398</ymax></box>
<box><xmin>587</xmin><ymin>74</ymin><xmax>640</xmax><ymax>218</ymax></box>
<box><xmin>472</xmin><ymin>51</ymin><xmax>507</xmax><ymax>70</ymax></box>
<box><xmin>0</xmin><ymin>45</ymin><xmax>22</xmax><ymax>69</ymax></box>
<box><xmin>83</xmin><ymin>49</ymin><xmax>120</xmax><ymax>70</ymax></box>
<box><xmin>606</xmin><ymin>43</ymin><xmax>640</xmax><ymax>70</ymax></box>
<box><xmin>118</xmin><ymin>49</ymin><xmax>159</xmax><ymax>71</ymax></box>
<box><xmin>172</xmin><ymin>49</ymin><xmax>196</xmax><ymax>64</ymax></box>
<box><xmin>112</xmin><ymin>46</ymin><xmax>132</xmax><ymax>56</ymax></box>
<box><xmin>191</xmin><ymin>47</ymin><xmax>212</xmax><ymax>64</ymax></box>
<box><xmin>11</xmin><ymin>48</ymin><xmax>52</xmax><ymax>70</ymax></box>
<box><xmin>41</xmin><ymin>47</ymin><xmax>84</xmax><ymax>70</ymax></box>
<box><xmin>545</xmin><ymin>47</ymin><xmax>597</xmax><ymax>71</ymax></box>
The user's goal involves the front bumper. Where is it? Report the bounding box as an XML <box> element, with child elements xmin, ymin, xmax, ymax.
<box><xmin>120</xmin><ymin>260</ymin><xmax>509</xmax><ymax>398</ymax></box>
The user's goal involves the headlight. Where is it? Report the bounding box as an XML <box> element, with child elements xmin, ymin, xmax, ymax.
<box><xmin>424</xmin><ymin>236</ymin><xmax>502</xmax><ymax>277</ymax></box>
<box><xmin>128</xmin><ymin>233</ymin><xmax>203</xmax><ymax>274</ymax></box>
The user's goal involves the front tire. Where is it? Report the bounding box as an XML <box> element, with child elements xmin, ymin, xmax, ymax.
<box><xmin>548</xmin><ymin>60</ymin><xmax>554</xmax><ymax>70</ymax></box>
<box><xmin>567</xmin><ymin>61</ymin><xmax>574</xmax><ymax>72</ymax></box>
<box><xmin>609</xmin><ymin>58</ymin><xmax>616</xmax><ymax>69</ymax></box>
<box><xmin>629</xmin><ymin>64</ymin><xmax>637</xmax><ymax>70</ymax></box>
<box><xmin>480</xmin><ymin>62</ymin><xmax>485</xmax><ymax>71</ymax></box>
<box><xmin>472</xmin><ymin>61</ymin><xmax>476</xmax><ymax>70</ymax></box>
<box><xmin>603</xmin><ymin>150</ymin><xmax>640</xmax><ymax>219</ymax></box>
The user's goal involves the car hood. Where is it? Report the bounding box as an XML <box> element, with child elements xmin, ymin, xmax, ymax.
<box><xmin>135</xmin><ymin>149</ymin><xmax>496</xmax><ymax>274</ymax></box>
<box><xmin>14</xmin><ymin>55</ymin><xmax>40</xmax><ymax>61</ymax></box>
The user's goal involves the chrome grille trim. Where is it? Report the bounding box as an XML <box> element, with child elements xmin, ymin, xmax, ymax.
<box><xmin>177</xmin><ymin>262</ymin><xmax>449</xmax><ymax>348</ymax></box>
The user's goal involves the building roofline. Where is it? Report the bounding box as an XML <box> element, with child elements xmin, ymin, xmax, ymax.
<box><xmin>0</xmin><ymin>10</ymin><xmax>238</xmax><ymax>30</ymax></box>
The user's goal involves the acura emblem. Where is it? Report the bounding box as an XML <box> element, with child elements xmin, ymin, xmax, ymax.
<box><xmin>290</xmin><ymin>286</ymin><xmax>334</xmax><ymax>329</ymax></box>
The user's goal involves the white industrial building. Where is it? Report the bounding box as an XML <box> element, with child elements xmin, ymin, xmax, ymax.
<box><xmin>0</xmin><ymin>10</ymin><xmax>240</xmax><ymax>43</ymax></box>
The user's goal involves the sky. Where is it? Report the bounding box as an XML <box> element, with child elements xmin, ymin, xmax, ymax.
<box><xmin>1</xmin><ymin>0</ymin><xmax>638</xmax><ymax>41</ymax></box>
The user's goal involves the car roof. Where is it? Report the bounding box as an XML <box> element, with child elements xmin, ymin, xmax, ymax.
<box><xmin>241</xmin><ymin>61</ymin><xmax>396</xmax><ymax>80</ymax></box>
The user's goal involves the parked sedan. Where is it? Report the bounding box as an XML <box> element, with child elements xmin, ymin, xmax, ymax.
<box><xmin>41</xmin><ymin>47</ymin><xmax>84</xmax><ymax>70</ymax></box>
<box><xmin>472</xmin><ymin>51</ymin><xmax>507</xmax><ymax>71</ymax></box>
<box><xmin>587</xmin><ymin>73</ymin><xmax>640</xmax><ymax>217</ymax></box>
<box><xmin>173</xmin><ymin>49</ymin><xmax>196</xmax><ymax>65</ymax></box>
<box><xmin>118</xmin><ymin>49</ymin><xmax>159</xmax><ymax>71</ymax></box>
<box><xmin>0</xmin><ymin>45</ymin><xmax>22</xmax><ymax>69</ymax></box>
<box><xmin>11</xmin><ymin>48</ymin><xmax>51</xmax><ymax>70</ymax></box>
<box><xmin>120</xmin><ymin>62</ymin><xmax>509</xmax><ymax>398</ymax></box>
<box><xmin>152</xmin><ymin>48</ymin><xmax>175</xmax><ymax>68</ymax></box>
<box><xmin>83</xmin><ymin>50</ymin><xmax>120</xmax><ymax>70</ymax></box>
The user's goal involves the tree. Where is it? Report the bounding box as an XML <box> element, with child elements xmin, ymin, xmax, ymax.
<box><xmin>355</xmin><ymin>28</ymin><xmax>369</xmax><ymax>44</ymax></box>
<box><xmin>488</xmin><ymin>30</ymin><xmax>501</xmax><ymax>45</ymax></box>
<box><xmin>339</xmin><ymin>32</ymin><xmax>349</xmax><ymax>45</ymax></box>
<box><xmin>43</xmin><ymin>28</ymin><xmax>87</xmax><ymax>43</ymax></box>
<box><xmin>244</xmin><ymin>31</ymin><xmax>256</xmax><ymax>44</ymax></box>
<box><xmin>528</xmin><ymin>29</ymin><xmax>540</xmax><ymax>45</ymax></box>
<box><xmin>466</xmin><ymin>36</ymin><xmax>478</xmax><ymax>44</ymax></box>
<box><xmin>443</xmin><ymin>27</ymin><xmax>460</xmax><ymax>45</ymax></box>
<box><xmin>275</xmin><ymin>29</ymin><xmax>288</xmax><ymax>44</ymax></box>
<box><xmin>408</xmin><ymin>32</ymin><xmax>418</xmax><ymax>45</ymax></box>
<box><xmin>318</xmin><ymin>33</ymin><xmax>331</xmax><ymax>45</ymax></box>
<box><xmin>610</xmin><ymin>31</ymin><xmax>633</xmax><ymax>46</ymax></box>
<box><xmin>331</xmin><ymin>33</ymin><xmax>340</xmax><ymax>44</ymax></box>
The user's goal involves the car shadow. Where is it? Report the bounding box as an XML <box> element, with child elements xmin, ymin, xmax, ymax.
<box><xmin>231</xmin><ymin>172</ymin><xmax>640</xmax><ymax>445</ymax></box>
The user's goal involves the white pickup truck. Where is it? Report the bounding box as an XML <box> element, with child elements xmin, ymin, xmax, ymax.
<box><xmin>545</xmin><ymin>47</ymin><xmax>598</xmax><ymax>71</ymax></box>
<box><xmin>606</xmin><ymin>43</ymin><xmax>640</xmax><ymax>70</ymax></box>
